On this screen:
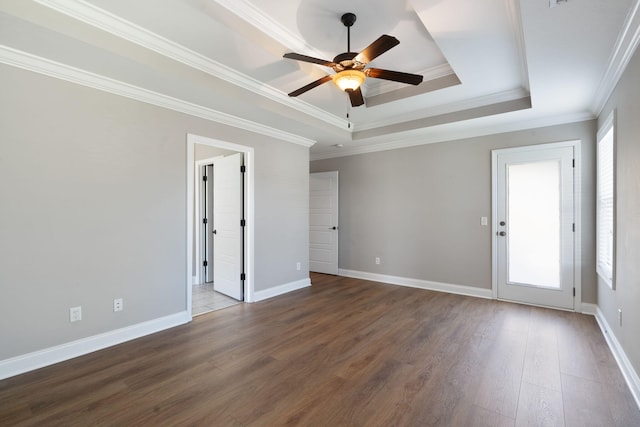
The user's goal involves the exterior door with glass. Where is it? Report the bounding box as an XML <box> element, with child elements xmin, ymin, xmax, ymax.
<box><xmin>494</xmin><ymin>144</ymin><xmax>576</xmax><ymax>310</ymax></box>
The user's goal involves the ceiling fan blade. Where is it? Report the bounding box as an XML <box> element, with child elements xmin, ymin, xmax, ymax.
<box><xmin>283</xmin><ymin>53</ymin><xmax>335</xmax><ymax>67</ymax></box>
<box><xmin>354</xmin><ymin>35</ymin><xmax>400</xmax><ymax>63</ymax></box>
<box><xmin>366</xmin><ymin>68</ymin><xmax>423</xmax><ymax>85</ymax></box>
<box><xmin>288</xmin><ymin>75</ymin><xmax>333</xmax><ymax>97</ymax></box>
<box><xmin>346</xmin><ymin>87</ymin><xmax>364</xmax><ymax>107</ymax></box>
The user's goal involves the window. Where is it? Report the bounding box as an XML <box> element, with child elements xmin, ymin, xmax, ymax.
<box><xmin>596</xmin><ymin>111</ymin><xmax>615</xmax><ymax>288</ymax></box>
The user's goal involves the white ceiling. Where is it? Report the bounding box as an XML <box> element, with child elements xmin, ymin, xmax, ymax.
<box><xmin>1</xmin><ymin>0</ymin><xmax>638</xmax><ymax>159</ymax></box>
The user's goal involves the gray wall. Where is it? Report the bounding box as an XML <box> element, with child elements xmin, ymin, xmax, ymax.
<box><xmin>311</xmin><ymin>121</ymin><xmax>597</xmax><ymax>302</ymax></box>
<box><xmin>0</xmin><ymin>64</ymin><xmax>309</xmax><ymax>360</ymax></box>
<box><xmin>597</xmin><ymin>46</ymin><xmax>640</xmax><ymax>377</ymax></box>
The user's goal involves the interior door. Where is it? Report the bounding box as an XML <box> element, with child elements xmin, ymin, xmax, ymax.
<box><xmin>309</xmin><ymin>171</ymin><xmax>339</xmax><ymax>274</ymax></box>
<box><xmin>213</xmin><ymin>153</ymin><xmax>244</xmax><ymax>300</ymax></box>
<box><xmin>202</xmin><ymin>164</ymin><xmax>214</xmax><ymax>283</ymax></box>
<box><xmin>495</xmin><ymin>145</ymin><xmax>575</xmax><ymax>310</ymax></box>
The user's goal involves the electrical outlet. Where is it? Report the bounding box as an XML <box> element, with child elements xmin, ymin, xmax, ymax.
<box><xmin>296</xmin><ymin>262</ymin><xmax>301</xmax><ymax>271</ymax></box>
<box><xmin>114</xmin><ymin>298</ymin><xmax>123</xmax><ymax>312</ymax></box>
<box><xmin>375</xmin><ymin>257</ymin><xmax>381</xmax><ymax>265</ymax></box>
<box><xmin>70</xmin><ymin>306</ymin><xmax>82</xmax><ymax>322</ymax></box>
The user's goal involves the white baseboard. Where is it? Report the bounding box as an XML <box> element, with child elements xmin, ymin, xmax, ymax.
<box><xmin>338</xmin><ymin>269</ymin><xmax>493</xmax><ymax>299</ymax></box>
<box><xmin>0</xmin><ymin>311</ymin><xmax>191</xmax><ymax>380</ymax></box>
<box><xmin>594</xmin><ymin>307</ymin><xmax>640</xmax><ymax>409</ymax></box>
<box><xmin>252</xmin><ymin>278</ymin><xmax>311</xmax><ymax>302</ymax></box>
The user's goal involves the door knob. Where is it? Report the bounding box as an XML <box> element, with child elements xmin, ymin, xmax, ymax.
<box><xmin>498</xmin><ymin>231</ymin><xmax>506</xmax><ymax>236</ymax></box>
<box><xmin>212</xmin><ymin>229</ymin><xmax>217</xmax><ymax>234</ymax></box>
<box><xmin>499</xmin><ymin>221</ymin><xmax>506</xmax><ymax>226</ymax></box>
<box><xmin>329</xmin><ymin>226</ymin><xmax>338</xmax><ymax>230</ymax></box>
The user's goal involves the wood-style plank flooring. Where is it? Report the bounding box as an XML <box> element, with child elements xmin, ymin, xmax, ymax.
<box><xmin>1</xmin><ymin>273</ymin><xmax>639</xmax><ymax>426</ymax></box>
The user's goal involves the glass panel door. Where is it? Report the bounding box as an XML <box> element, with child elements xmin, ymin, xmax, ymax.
<box><xmin>507</xmin><ymin>160</ymin><xmax>561</xmax><ymax>288</ymax></box>
<box><xmin>494</xmin><ymin>144</ymin><xmax>576</xmax><ymax>310</ymax></box>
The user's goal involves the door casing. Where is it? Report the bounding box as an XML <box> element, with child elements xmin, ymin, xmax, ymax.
<box><xmin>491</xmin><ymin>140</ymin><xmax>582</xmax><ymax>311</ymax></box>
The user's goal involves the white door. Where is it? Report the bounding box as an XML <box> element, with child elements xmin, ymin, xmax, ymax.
<box><xmin>494</xmin><ymin>144</ymin><xmax>575</xmax><ymax>310</ymax></box>
<box><xmin>213</xmin><ymin>153</ymin><xmax>244</xmax><ymax>300</ymax></box>
<box><xmin>202</xmin><ymin>164</ymin><xmax>215</xmax><ymax>283</ymax></box>
<box><xmin>310</xmin><ymin>171</ymin><xmax>339</xmax><ymax>274</ymax></box>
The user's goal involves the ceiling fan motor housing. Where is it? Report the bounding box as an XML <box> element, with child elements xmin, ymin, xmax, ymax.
<box><xmin>332</xmin><ymin>52</ymin><xmax>364</xmax><ymax>72</ymax></box>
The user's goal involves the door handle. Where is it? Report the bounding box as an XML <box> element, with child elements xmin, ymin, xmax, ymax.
<box><xmin>329</xmin><ymin>226</ymin><xmax>338</xmax><ymax>230</ymax></box>
<box><xmin>498</xmin><ymin>231</ymin><xmax>506</xmax><ymax>236</ymax></box>
<box><xmin>212</xmin><ymin>229</ymin><xmax>217</xmax><ymax>234</ymax></box>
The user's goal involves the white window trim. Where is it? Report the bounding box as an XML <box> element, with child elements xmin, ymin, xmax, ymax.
<box><xmin>596</xmin><ymin>110</ymin><xmax>616</xmax><ymax>289</ymax></box>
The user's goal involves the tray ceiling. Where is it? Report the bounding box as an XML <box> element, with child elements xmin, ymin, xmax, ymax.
<box><xmin>0</xmin><ymin>0</ymin><xmax>637</xmax><ymax>158</ymax></box>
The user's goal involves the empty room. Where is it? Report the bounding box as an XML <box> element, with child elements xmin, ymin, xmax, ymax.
<box><xmin>1</xmin><ymin>0</ymin><xmax>639</xmax><ymax>425</ymax></box>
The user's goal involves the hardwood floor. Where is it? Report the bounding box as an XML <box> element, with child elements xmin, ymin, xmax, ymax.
<box><xmin>1</xmin><ymin>273</ymin><xmax>639</xmax><ymax>426</ymax></box>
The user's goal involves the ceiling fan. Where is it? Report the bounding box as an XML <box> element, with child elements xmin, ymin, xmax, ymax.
<box><xmin>283</xmin><ymin>13</ymin><xmax>424</xmax><ymax>107</ymax></box>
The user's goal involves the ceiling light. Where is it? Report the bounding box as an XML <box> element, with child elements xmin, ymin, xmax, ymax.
<box><xmin>333</xmin><ymin>69</ymin><xmax>366</xmax><ymax>92</ymax></box>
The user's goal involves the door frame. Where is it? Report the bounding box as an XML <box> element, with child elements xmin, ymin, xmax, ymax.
<box><xmin>491</xmin><ymin>140</ymin><xmax>582</xmax><ymax>311</ymax></box>
<box><xmin>187</xmin><ymin>134</ymin><xmax>254</xmax><ymax>319</ymax></box>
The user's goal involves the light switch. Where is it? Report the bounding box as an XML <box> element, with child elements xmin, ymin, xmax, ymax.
<box><xmin>481</xmin><ymin>216</ymin><xmax>488</xmax><ymax>226</ymax></box>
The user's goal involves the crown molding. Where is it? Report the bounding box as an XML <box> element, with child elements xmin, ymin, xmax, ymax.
<box><xmin>213</xmin><ymin>0</ymin><xmax>325</xmax><ymax>58</ymax></box>
<box><xmin>33</xmin><ymin>0</ymin><xmax>346</xmax><ymax>130</ymax></box>
<box><xmin>356</xmin><ymin>87</ymin><xmax>530</xmax><ymax>132</ymax></box>
<box><xmin>591</xmin><ymin>0</ymin><xmax>640</xmax><ymax>115</ymax></box>
<box><xmin>311</xmin><ymin>111</ymin><xmax>594</xmax><ymax>160</ymax></box>
<box><xmin>0</xmin><ymin>45</ymin><xmax>315</xmax><ymax>147</ymax></box>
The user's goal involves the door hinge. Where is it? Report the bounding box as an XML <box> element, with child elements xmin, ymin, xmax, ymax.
<box><xmin>572</xmin><ymin>159</ymin><xmax>575</xmax><ymax>168</ymax></box>
<box><xmin>203</xmin><ymin>218</ymin><xmax>208</xmax><ymax>224</ymax></box>
<box><xmin>203</xmin><ymin>260</ymin><xmax>208</xmax><ymax>267</ymax></box>
<box><xmin>573</xmin><ymin>288</ymin><xmax>576</xmax><ymax>297</ymax></box>
<box><xmin>203</xmin><ymin>175</ymin><xmax>208</xmax><ymax>181</ymax></box>
<box><xmin>240</xmin><ymin>273</ymin><xmax>246</xmax><ymax>281</ymax></box>
<box><xmin>572</xmin><ymin>223</ymin><xmax>575</xmax><ymax>232</ymax></box>
<box><xmin>240</xmin><ymin>165</ymin><xmax>246</xmax><ymax>173</ymax></box>
<box><xmin>240</xmin><ymin>219</ymin><xmax>246</xmax><ymax>227</ymax></box>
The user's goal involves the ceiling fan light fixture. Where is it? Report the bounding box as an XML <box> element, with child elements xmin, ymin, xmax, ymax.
<box><xmin>333</xmin><ymin>69</ymin><xmax>366</xmax><ymax>91</ymax></box>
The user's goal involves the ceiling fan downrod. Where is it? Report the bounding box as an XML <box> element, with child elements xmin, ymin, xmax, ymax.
<box><xmin>341</xmin><ymin>13</ymin><xmax>357</xmax><ymax>52</ymax></box>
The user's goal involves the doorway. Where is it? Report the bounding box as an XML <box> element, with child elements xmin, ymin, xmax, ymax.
<box><xmin>309</xmin><ymin>171</ymin><xmax>339</xmax><ymax>274</ymax></box>
<box><xmin>492</xmin><ymin>141</ymin><xmax>581</xmax><ymax>310</ymax></box>
<box><xmin>193</xmin><ymin>153</ymin><xmax>244</xmax><ymax>315</ymax></box>
<box><xmin>187</xmin><ymin>134</ymin><xmax>255</xmax><ymax>318</ymax></box>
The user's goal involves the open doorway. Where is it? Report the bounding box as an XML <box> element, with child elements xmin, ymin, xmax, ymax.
<box><xmin>187</xmin><ymin>134</ymin><xmax>255</xmax><ymax>318</ymax></box>
<box><xmin>193</xmin><ymin>152</ymin><xmax>243</xmax><ymax>315</ymax></box>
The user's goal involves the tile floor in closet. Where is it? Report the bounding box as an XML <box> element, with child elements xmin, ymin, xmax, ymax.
<box><xmin>192</xmin><ymin>282</ymin><xmax>241</xmax><ymax>316</ymax></box>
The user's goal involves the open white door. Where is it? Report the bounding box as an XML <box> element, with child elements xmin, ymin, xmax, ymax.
<box><xmin>310</xmin><ymin>171</ymin><xmax>338</xmax><ymax>274</ymax></box>
<box><xmin>202</xmin><ymin>164</ymin><xmax>215</xmax><ymax>283</ymax></box>
<box><xmin>213</xmin><ymin>153</ymin><xmax>243</xmax><ymax>300</ymax></box>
